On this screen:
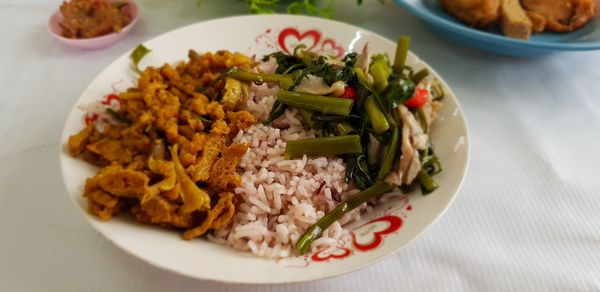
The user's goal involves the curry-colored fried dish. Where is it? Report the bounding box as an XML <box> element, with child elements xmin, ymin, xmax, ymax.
<box><xmin>68</xmin><ymin>50</ymin><xmax>257</xmax><ymax>239</ymax></box>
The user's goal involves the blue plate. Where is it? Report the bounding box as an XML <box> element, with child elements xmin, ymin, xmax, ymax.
<box><xmin>394</xmin><ymin>0</ymin><xmax>600</xmax><ymax>56</ymax></box>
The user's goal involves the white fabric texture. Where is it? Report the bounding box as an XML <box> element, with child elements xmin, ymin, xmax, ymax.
<box><xmin>1</xmin><ymin>1</ymin><xmax>599</xmax><ymax>291</ymax></box>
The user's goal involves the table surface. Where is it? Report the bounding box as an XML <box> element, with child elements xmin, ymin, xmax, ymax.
<box><xmin>2</xmin><ymin>0</ymin><xmax>600</xmax><ymax>291</ymax></box>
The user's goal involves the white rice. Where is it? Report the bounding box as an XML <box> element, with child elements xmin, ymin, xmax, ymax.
<box><xmin>209</xmin><ymin>83</ymin><xmax>368</xmax><ymax>258</ymax></box>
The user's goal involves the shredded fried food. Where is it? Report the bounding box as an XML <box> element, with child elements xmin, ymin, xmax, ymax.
<box><xmin>187</xmin><ymin>134</ymin><xmax>227</xmax><ymax>182</ymax></box>
<box><xmin>182</xmin><ymin>192</ymin><xmax>235</xmax><ymax>240</ymax></box>
<box><xmin>68</xmin><ymin>50</ymin><xmax>256</xmax><ymax>238</ymax></box>
<box><xmin>208</xmin><ymin>143</ymin><xmax>249</xmax><ymax>190</ymax></box>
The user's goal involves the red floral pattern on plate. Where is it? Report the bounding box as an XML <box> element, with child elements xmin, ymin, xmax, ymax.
<box><xmin>311</xmin><ymin>245</ymin><xmax>352</xmax><ymax>262</ymax></box>
<box><xmin>351</xmin><ymin>216</ymin><xmax>403</xmax><ymax>251</ymax></box>
<box><xmin>278</xmin><ymin>28</ymin><xmax>321</xmax><ymax>54</ymax></box>
<box><xmin>256</xmin><ymin>27</ymin><xmax>345</xmax><ymax>58</ymax></box>
<box><xmin>320</xmin><ymin>38</ymin><xmax>345</xmax><ymax>58</ymax></box>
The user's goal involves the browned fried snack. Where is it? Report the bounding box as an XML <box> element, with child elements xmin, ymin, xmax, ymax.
<box><xmin>438</xmin><ymin>0</ymin><xmax>597</xmax><ymax>38</ymax></box>
<box><xmin>439</xmin><ymin>0</ymin><xmax>501</xmax><ymax>27</ymax></box>
<box><xmin>521</xmin><ymin>0</ymin><xmax>597</xmax><ymax>33</ymax></box>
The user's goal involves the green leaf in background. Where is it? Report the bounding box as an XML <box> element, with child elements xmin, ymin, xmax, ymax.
<box><xmin>287</xmin><ymin>0</ymin><xmax>335</xmax><ymax>18</ymax></box>
<box><xmin>247</xmin><ymin>0</ymin><xmax>280</xmax><ymax>14</ymax></box>
<box><xmin>130</xmin><ymin>44</ymin><xmax>151</xmax><ymax>74</ymax></box>
<box><xmin>197</xmin><ymin>0</ymin><xmax>384</xmax><ymax>18</ymax></box>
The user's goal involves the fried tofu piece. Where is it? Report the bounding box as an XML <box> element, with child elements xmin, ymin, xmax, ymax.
<box><xmin>500</xmin><ymin>0</ymin><xmax>532</xmax><ymax>39</ymax></box>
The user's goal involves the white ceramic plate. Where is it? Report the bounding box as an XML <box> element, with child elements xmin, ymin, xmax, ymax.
<box><xmin>59</xmin><ymin>15</ymin><xmax>469</xmax><ymax>284</ymax></box>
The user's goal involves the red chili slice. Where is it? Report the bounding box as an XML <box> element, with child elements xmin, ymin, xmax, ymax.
<box><xmin>340</xmin><ymin>86</ymin><xmax>356</xmax><ymax>100</ymax></box>
<box><xmin>404</xmin><ymin>88</ymin><xmax>429</xmax><ymax>109</ymax></box>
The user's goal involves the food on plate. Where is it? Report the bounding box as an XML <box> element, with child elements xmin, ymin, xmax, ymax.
<box><xmin>67</xmin><ymin>37</ymin><xmax>444</xmax><ymax>258</ymax></box>
<box><xmin>59</xmin><ymin>0</ymin><xmax>132</xmax><ymax>39</ymax></box>
<box><xmin>438</xmin><ymin>0</ymin><xmax>597</xmax><ymax>39</ymax></box>
<box><xmin>68</xmin><ymin>48</ymin><xmax>256</xmax><ymax>239</ymax></box>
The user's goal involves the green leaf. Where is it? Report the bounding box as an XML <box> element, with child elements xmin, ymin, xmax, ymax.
<box><xmin>381</xmin><ymin>76</ymin><xmax>415</xmax><ymax>110</ymax></box>
<box><xmin>342</xmin><ymin>52</ymin><xmax>358</xmax><ymax>67</ymax></box>
<box><xmin>192</xmin><ymin>112</ymin><xmax>213</xmax><ymax>124</ymax></box>
<box><xmin>295</xmin><ymin>63</ymin><xmax>355</xmax><ymax>86</ymax></box>
<box><xmin>200</xmin><ymin>0</ymin><xmax>384</xmax><ymax>18</ymax></box>
<box><xmin>130</xmin><ymin>44</ymin><xmax>151</xmax><ymax>75</ymax></box>
<box><xmin>246</xmin><ymin>0</ymin><xmax>280</xmax><ymax>14</ymax></box>
<box><xmin>287</xmin><ymin>2</ymin><xmax>305</xmax><ymax>14</ymax></box>
<box><xmin>263</xmin><ymin>51</ymin><xmax>304</xmax><ymax>74</ymax></box>
<box><xmin>263</xmin><ymin>100</ymin><xmax>288</xmax><ymax>125</ymax></box>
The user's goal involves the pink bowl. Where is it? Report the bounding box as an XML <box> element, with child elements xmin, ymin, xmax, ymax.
<box><xmin>48</xmin><ymin>0</ymin><xmax>139</xmax><ymax>50</ymax></box>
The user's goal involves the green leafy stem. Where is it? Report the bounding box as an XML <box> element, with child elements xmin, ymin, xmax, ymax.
<box><xmin>197</xmin><ymin>0</ymin><xmax>385</xmax><ymax>18</ymax></box>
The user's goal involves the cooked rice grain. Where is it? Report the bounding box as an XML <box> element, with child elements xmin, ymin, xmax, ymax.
<box><xmin>209</xmin><ymin>85</ymin><xmax>366</xmax><ymax>258</ymax></box>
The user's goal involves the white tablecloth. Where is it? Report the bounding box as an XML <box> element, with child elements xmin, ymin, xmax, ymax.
<box><xmin>2</xmin><ymin>1</ymin><xmax>599</xmax><ymax>291</ymax></box>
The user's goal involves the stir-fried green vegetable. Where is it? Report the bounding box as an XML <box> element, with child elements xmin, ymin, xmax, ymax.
<box><xmin>370</xmin><ymin>54</ymin><xmax>392</xmax><ymax>93</ymax></box>
<box><xmin>417</xmin><ymin>170</ymin><xmax>439</xmax><ymax>195</ymax></box>
<box><xmin>276</xmin><ymin>90</ymin><xmax>353</xmax><ymax>116</ymax></box>
<box><xmin>232</xmin><ymin>35</ymin><xmax>444</xmax><ymax>254</ymax></box>
<box><xmin>381</xmin><ymin>77</ymin><xmax>415</xmax><ymax>110</ymax></box>
<box><xmin>295</xmin><ymin>181</ymin><xmax>394</xmax><ymax>254</ymax></box>
<box><xmin>284</xmin><ymin>135</ymin><xmax>363</xmax><ymax>159</ymax></box>
<box><xmin>410</xmin><ymin>68</ymin><xmax>430</xmax><ymax>84</ymax></box>
<box><xmin>130</xmin><ymin>44</ymin><xmax>151</xmax><ymax>74</ymax></box>
<box><xmin>263</xmin><ymin>101</ymin><xmax>287</xmax><ymax>125</ymax></box>
<box><xmin>299</xmin><ymin>110</ymin><xmax>322</xmax><ymax>129</ymax></box>
<box><xmin>345</xmin><ymin>154</ymin><xmax>373</xmax><ymax>190</ymax></box>
<box><xmin>377</xmin><ymin>126</ymin><xmax>399</xmax><ymax>180</ymax></box>
<box><xmin>228</xmin><ymin>69</ymin><xmax>290</xmax><ymax>84</ymax></box>
<box><xmin>198</xmin><ymin>0</ymin><xmax>385</xmax><ymax>19</ymax></box>
<box><xmin>365</xmin><ymin>96</ymin><xmax>390</xmax><ymax>134</ymax></box>
<box><xmin>393</xmin><ymin>36</ymin><xmax>411</xmax><ymax>74</ymax></box>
